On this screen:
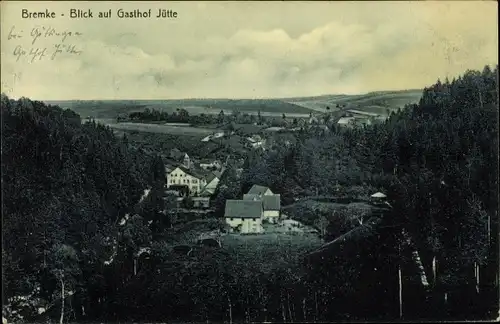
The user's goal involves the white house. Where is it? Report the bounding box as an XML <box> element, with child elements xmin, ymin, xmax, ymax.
<box><xmin>262</xmin><ymin>194</ymin><xmax>280</xmax><ymax>223</ymax></box>
<box><xmin>201</xmin><ymin>135</ymin><xmax>212</xmax><ymax>142</ymax></box>
<box><xmin>243</xmin><ymin>186</ymin><xmax>280</xmax><ymax>223</ymax></box>
<box><xmin>166</xmin><ymin>166</ymin><xmax>207</xmax><ymax>195</ymax></box>
<box><xmin>224</xmin><ymin>200</ymin><xmax>264</xmax><ymax>234</ymax></box>
<box><xmin>337</xmin><ymin>117</ymin><xmax>356</xmax><ymax>127</ymax></box>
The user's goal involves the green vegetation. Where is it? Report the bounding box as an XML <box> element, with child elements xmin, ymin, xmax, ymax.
<box><xmin>2</xmin><ymin>66</ymin><xmax>498</xmax><ymax>322</ymax></box>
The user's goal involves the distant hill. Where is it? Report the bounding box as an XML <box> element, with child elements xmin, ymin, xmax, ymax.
<box><xmin>44</xmin><ymin>89</ymin><xmax>423</xmax><ymax>119</ymax></box>
<box><xmin>44</xmin><ymin>98</ymin><xmax>313</xmax><ymax>119</ymax></box>
<box><xmin>284</xmin><ymin>89</ymin><xmax>423</xmax><ymax>116</ymax></box>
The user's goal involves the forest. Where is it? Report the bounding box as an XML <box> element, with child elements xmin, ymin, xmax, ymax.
<box><xmin>125</xmin><ymin>106</ymin><xmax>298</xmax><ymax>128</ymax></box>
<box><xmin>2</xmin><ymin>65</ymin><xmax>499</xmax><ymax>322</ymax></box>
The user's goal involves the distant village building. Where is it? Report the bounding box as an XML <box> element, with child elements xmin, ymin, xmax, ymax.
<box><xmin>262</xmin><ymin>195</ymin><xmax>280</xmax><ymax>223</ymax></box>
<box><xmin>247</xmin><ymin>184</ymin><xmax>274</xmax><ymax>196</ymax></box>
<box><xmin>192</xmin><ymin>196</ymin><xmax>211</xmax><ymax>209</ymax></box>
<box><xmin>199</xmin><ymin>159</ymin><xmax>222</xmax><ymax>171</ymax></box>
<box><xmin>370</xmin><ymin>192</ymin><xmax>387</xmax><ymax>203</ymax></box>
<box><xmin>337</xmin><ymin>117</ymin><xmax>356</xmax><ymax>128</ymax></box>
<box><xmin>199</xmin><ymin>172</ymin><xmax>220</xmax><ymax>196</ymax></box>
<box><xmin>182</xmin><ymin>153</ymin><xmax>192</xmax><ymax>169</ymax></box>
<box><xmin>201</xmin><ymin>135</ymin><xmax>212</xmax><ymax>142</ymax></box>
<box><xmin>224</xmin><ymin>200</ymin><xmax>264</xmax><ymax>234</ymax></box>
<box><xmin>242</xmin><ymin>193</ymin><xmax>280</xmax><ymax>223</ymax></box>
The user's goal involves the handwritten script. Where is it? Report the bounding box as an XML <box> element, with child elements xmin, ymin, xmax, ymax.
<box><xmin>7</xmin><ymin>25</ymin><xmax>84</xmax><ymax>63</ymax></box>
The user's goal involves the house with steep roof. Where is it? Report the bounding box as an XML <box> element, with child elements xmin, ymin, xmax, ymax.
<box><xmin>247</xmin><ymin>184</ymin><xmax>273</xmax><ymax>196</ymax></box>
<box><xmin>166</xmin><ymin>165</ymin><xmax>209</xmax><ymax>195</ymax></box>
<box><xmin>262</xmin><ymin>194</ymin><xmax>281</xmax><ymax>223</ymax></box>
<box><xmin>337</xmin><ymin>117</ymin><xmax>356</xmax><ymax>127</ymax></box>
<box><xmin>199</xmin><ymin>172</ymin><xmax>220</xmax><ymax>196</ymax></box>
<box><xmin>224</xmin><ymin>200</ymin><xmax>264</xmax><ymax>233</ymax></box>
<box><xmin>243</xmin><ymin>193</ymin><xmax>281</xmax><ymax>223</ymax></box>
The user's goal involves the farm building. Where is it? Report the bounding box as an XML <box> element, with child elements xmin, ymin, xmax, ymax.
<box><xmin>262</xmin><ymin>194</ymin><xmax>281</xmax><ymax>223</ymax></box>
<box><xmin>337</xmin><ymin>117</ymin><xmax>356</xmax><ymax>127</ymax></box>
<box><xmin>224</xmin><ymin>200</ymin><xmax>264</xmax><ymax>234</ymax></box>
<box><xmin>242</xmin><ymin>193</ymin><xmax>281</xmax><ymax>223</ymax></box>
<box><xmin>247</xmin><ymin>184</ymin><xmax>274</xmax><ymax>196</ymax></box>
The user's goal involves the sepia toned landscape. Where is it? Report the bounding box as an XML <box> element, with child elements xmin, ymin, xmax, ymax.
<box><xmin>1</xmin><ymin>1</ymin><xmax>499</xmax><ymax>323</ymax></box>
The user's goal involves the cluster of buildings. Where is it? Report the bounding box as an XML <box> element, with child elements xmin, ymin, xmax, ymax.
<box><xmin>165</xmin><ymin>148</ymin><xmax>225</xmax><ymax>208</ymax></box>
<box><xmin>224</xmin><ymin>185</ymin><xmax>281</xmax><ymax>234</ymax></box>
<box><xmin>336</xmin><ymin>109</ymin><xmax>387</xmax><ymax>128</ymax></box>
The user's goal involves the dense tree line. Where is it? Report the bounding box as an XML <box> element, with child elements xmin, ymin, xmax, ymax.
<box><xmin>238</xmin><ymin>65</ymin><xmax>499</xmax><ymax>320</ymax></box>
<box><xmin>126</xmin><ymin>106</ymin><xmax>290</xmax><ymax>127</ymax></box>
<box><xmin>1</xmin><ymin>95</ymin><xmax>162</xmax><ymax>322</ymax></box>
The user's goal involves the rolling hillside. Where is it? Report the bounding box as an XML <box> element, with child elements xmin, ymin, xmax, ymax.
<box><xmin>44</xmin><ymin>89</ymin><xmax>423</xmax><ymax>119</ymax></box>
<box><xmin>285</xmin><ymin>89</ymin><xmax>423</xmax><ymax>115</ymax></box>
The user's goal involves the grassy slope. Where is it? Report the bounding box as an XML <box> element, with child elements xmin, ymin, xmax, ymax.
<box><xmin>285</xmin><ymin>89</ymin><xmax>423</xmax><ymax>115</ymax></box>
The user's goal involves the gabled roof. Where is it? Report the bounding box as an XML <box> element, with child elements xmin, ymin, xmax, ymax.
<box><xmin>171</xmin><ymin>165</ymin><xmax>211</xmax><ymax>180</ymax></box>
<box><xmin>337</xmin><ymin>117</ymin><xmax>355</xmax><ymax>125</ymax></box>
<box><xmin>263</xmin><ymin>194</ymin><xmax>280</xmax><ymax>211</ymax></box>
<box><xmin>243</xmin><ymin>194</ymin><xmax>260</xmax><ymax>201</ymax></box>
<box><xmin>205</xmin><ymin>172</ymin><xmax>218</xmax><ymax>184</ymax></box>
<box><xmin>247</xmin><ymin>184</ymin><xmax>272</xmax><ymax>195</ymax></box>
<box><xmin>371</xmin><ymin>192</ymin><xmax>387</xmax><ymax>198</ymax></box>
<box><xmin>224</xmin><ymin>200</ymin><xmax>263</xmax><ymax>218</ymax></box>
<box><xmin>213</xmin><ymin>169</ymin><xmax>224</xmax><ymax>179</ymax></box>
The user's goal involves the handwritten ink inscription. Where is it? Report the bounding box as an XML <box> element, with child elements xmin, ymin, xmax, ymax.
<box><xmin>7</xmin><ymin>25</ymin><xmax>84</xmax><ymax>63</ymax></box>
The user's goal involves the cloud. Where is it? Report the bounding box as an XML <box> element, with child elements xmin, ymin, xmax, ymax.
<box><xmin>1</xmin><ymin>1</ymin><xmax>497</xmax><ymax>99</ymax></box>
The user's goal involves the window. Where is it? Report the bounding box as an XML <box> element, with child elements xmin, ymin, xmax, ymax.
<box><xmin>230</xmin><ymin>218</ymin><xmax>234</xmax><ymax>221</ymax></box>
<box><xmin>253</xmin><ymin>218</ymin><xmax>257</xmax><ymax>221</ymax></box>
<box><xmin>192</xmin><ymin>179</ymin><xmax>198</xmax><ymax>183</ymax></box>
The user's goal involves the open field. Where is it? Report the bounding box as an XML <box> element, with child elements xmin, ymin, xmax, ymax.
<box><xmin>45</xmin><ymin>98</ymin><xmax>314</xmax><ymax>119</ymax></box>
<box><xmin>45</xmin><ymin>89</ymin><xmax>422</xmax><ymax>120</ymax></box>
<box><xmin>163</xmin><ymin>219</ymin><xmax>322</xmax><ymax>273</ymax></box>
<box><xmin>286</xmin><ymin>89</ymin><xmax>423</xmax><ymax>115</ymax></box>
<box><xmin>108</xmin><ymin>122</ymin><xmax>215</xmax><ymax>136</ymax></box>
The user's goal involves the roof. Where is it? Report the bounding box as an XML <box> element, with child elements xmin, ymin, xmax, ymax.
<box><xmin>263</xmin><ymin>194</ymin><xmax>280</xmax><ymax>211</ymax></box>
<box><xmin>224</xmin><ymin>200</ymin><xmax>263</xmax><ymax>218</ymax></box>
<box><xmin>243</xmin><ymin>194</ymin><xmax>260</xmax><ymax>201</ymax></box>
<box><xmin>371</xmin><ymin>192</ymin><xmax>387</xmax><ymax>198</ymax></box>
<box><xmin>337</xmin><ymin>117</ymin><xmax>355</xmax><ymax>125</ymax></box>
<box><xmin>200</xmin><ymin>158</ymin><xmax>219</xmax><ymax>164</ymax></box>
<box><xmin>205</xmin><ymin>172</ymin><xmax>218</xmax><ymax>184</ymax></box>
<box><xmin>247</xmin><ymin>184</ymin><xmax>272</xmax><ymax>195</ymax></box>
<box><xmin>171</xmin><ymin>165</ymin><xmax>211</xmax><ymax>180</ymax></box>
<box><xmin>213</xmin><ymin>169</ymin><xmax>224</xmax><ymax>178</ymax></box>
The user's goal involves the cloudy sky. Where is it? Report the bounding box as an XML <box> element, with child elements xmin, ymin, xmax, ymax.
<box><xmin>1</xmin><ymin>1</ymin><xmax>497</xmax><ymax>100</ymax></box>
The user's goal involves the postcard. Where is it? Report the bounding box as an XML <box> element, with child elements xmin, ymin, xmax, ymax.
<box><xmin>1</xmin><ymin>1</ymin><xmax>498</xmax><ymax>323</ymax></box>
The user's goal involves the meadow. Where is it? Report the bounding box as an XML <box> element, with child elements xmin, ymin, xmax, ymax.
<box><xmin>45</xmin><ymin>89</ymin><xmax>422</xmax><ymax>121</ymax></box>
<box><xmin>286</xmin><ymin>89</ymin><xmax>423</xmax><ymax>115</ymax></box>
